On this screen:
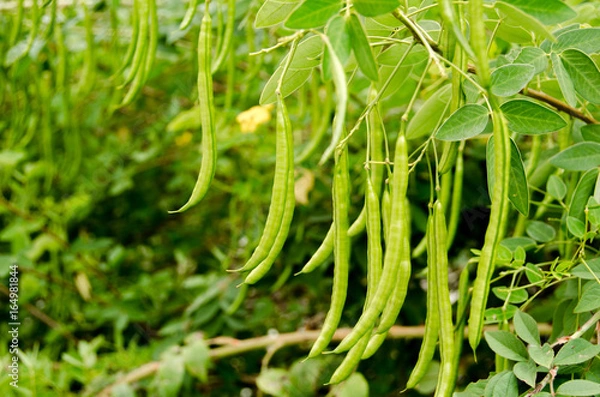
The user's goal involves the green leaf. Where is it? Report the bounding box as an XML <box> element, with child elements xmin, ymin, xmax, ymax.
<box><xmin>513</xmin><ymin>360</ymin><xmax>537</xmax><ymax>388</ymax></box>
<box><xmin>567</xmin><ymin>215</ymin><xmax>586</xmax><ymax>238</ymax></box>
<box><xmin>572</xmin><ymin>258</ymin><xmax>600</xmax><ymax>280</ymax></box>
<box><xmin>526</xmin><ymin>221</ymin><xmax>556</xmax><ymax>243</ymax></box>
<box><xmin>255</xmin><ymin>0</ymin><xmax>301</xmax><ymax>28</ymax></box>
<box><xmin>500</xmin><ymin>99</ymin><xmax>566</xmax><ymax>135</ymax></box>
<box><xmin>492</xmin><ymin>287</ymin><xmax>528</xmax><ymax>304</ymax></box>
<box><xmin>257</xmin><ymin>368</ymin><xmax>290</xmax><ymax>396</ymax></box>
<box><xmin>111</xmin><ymin>384</ymin><xmax>136</xmax><ymax>397</ymax></box>
<box><xmin>560</xmin><ymin>49</ymin><xmax>600</xmax><ymax>105</ymax></box>
<box><xmin>551</xmin><ymin>52</ymin><xmax>578</xmax><ymax>107</ymax></box>
<box><xmin>406</xmin><ymin>85</ymin><xmax>452</xmax><ymax>140</ymax></box>
<box><xmin>487</xmin><ymin>137</ymin><xmax>529</xmax><ymax>216</ymax></box>
<box><xmin>588</xmin><ymin>197</ymin><xmax>600</xmax><ymax>229</ymax></box>
<box><xmin>353</xmin><ymin>0</ymin><xmax>399</xmax><ymax>17</ymax></box>
<box><xmin>574</xmin><ymin>283</ymin><xmax>600</xmax><ymax>313</ymax></box>
<box><xmin>484</xmin><ymin>330</ymin><xmax>528</xmax><ymax>362</ymax></box>
<box><xmin>582</xmin><ymin>125</ymin><xmax>600</xmax><ymax>144</ymax></box>
<box><xmin>570</xmin><ymin>169</ymin><xmax>600</xmax><ymax>222</ymax></box>
<box><xmin>490</xmin><ymin>64</ymin><xmax>535</xmax><ymax>97</ymax></box>
<box><xmin>525</xmin><ymin>263</ymin><xmax>544</xmax><ymax>284</ymax></box>
<box><xmin>260</xmin><ymin>36</ymin><xmax>323</xmax><ymax>104</ymax></box>
<box><xmin>484</xmin><ymin>371</ymin><xmax>518</xmax><ymax>397</ymax></box>
<box><xmin>348</xmin><ymin>13</ymin><xmax>378</xmax><ymax>81</ymax></box>
<box><xmin>514</xmin><ymin>310</ymin><xmax>540</xmax><ymax>346</ymax></box>
<box><xmin>513</xmin><ymin>47</ymin><xmax>548</xmax><ymax>75</ymax></box>
<box><xmin>493</xmin><ymin>2</ymin><xmax>554</xmax><ymax>43</ymax></box>
<box><xmin>556</xmin><ymin>380</ymin><xmax>600</xmax><ymax>396</ymax></box>
<box><xmin>326</xmin><ymin>15</ymin><xmax>351</xmax><ymax>64</ymax></box>
<box><xmin>153</xmin><ymin>355</ymin><xmax>185</xmax><ymax>397</ymax></box>
<box><xmin>485</xmin><ymin>306</ymin><xmax>518</xmax><ymax>325</ymax></box>
<box><xmin>553</xmin><ymin>28</ymin><xmax>600</xmax><ymax>55</ymax></box>
<box><xmin>329</xmin><ymin>373</ymin><xmax>369</xmax><ymax>396</ymax></box>
<box><xmin>182</xmin><ymin>339</ymin><xmax>211</xmax><ymax>382</ymax></box>
<box><xmin>500</xmin><ymin>237</ymin><xmax>537</xmax><ymax>252</ymax></box>
<box><xmin>528</xmin><ymin>343</ymin><xmax>554</xmax><ymax>368</ymax></box>
<box><xmin>550</xmin><ymin>142</ymin><xmax>600</xmax><ymax>171</ymax></box>
<box><xmin>547</xmin><ymin>174</ymin><xmax>567</xmax><ymax>201</ymax></box>
<box><xmin>285</xmin><ymin>0</ymin><xmax>340</xmax><ymax>29</ymax></box>
<box><xmin>435</xmin><ymin>104</ymin><xmax>489</xmax><ymax>141</ymax></box>
<box><xmin>500</xmin><ymin>0</ymin><xmax>576</xmax><ymax>25</ymax></box>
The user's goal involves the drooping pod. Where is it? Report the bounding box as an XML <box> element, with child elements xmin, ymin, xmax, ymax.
<box><xmin>170</xmin><ymin>6</ymin><xmax>217</xmax><ymax>213</ymax></box>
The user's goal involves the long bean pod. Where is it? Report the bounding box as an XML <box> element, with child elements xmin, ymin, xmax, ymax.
<box><xmin>376</xmin><ymin>196</ymin><xmax>411</xmax><ymax>333</ymax></box>
<box><xmin>467</xmin><ymin>108</ymin><xmax>510</xmax><ymax>350</ymax></box>
<box><xmin>406</xmin><ymin>216</ymin><xmax>439</xmax><ymax>389</ymax></box>
<box><xmin>307</xmin><ymin>140</ymin><xmax>350</xmax><ymax>358</ymax></box>
<box><xmin>432</xmin><ymin>200</ymin><xmax>456</xmax><ymax>397</ymax></box>
<box><xmin>332</xmin><ymin>133</ymin><xmax>409</xmax><ymax>354</ymax></box>
<box><xmin>170</xmin><ymin>6</ymin><xmax>217</xmax><ymax>213</ymax></box>
<box><xmin>244</xmin><ymin>94</ymin><xmax>295</xmax><ymax>284</ymax></box>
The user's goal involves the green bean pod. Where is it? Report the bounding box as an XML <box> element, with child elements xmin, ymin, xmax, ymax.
<box><xmin>406</xmin><ymin>216</ymin><xmax>440</xmax><ymax>389</ymax></box>
<box><xmin>121</xmin><ymin>0</ymin><xmax>148</xmax><ymax>88</ymax></box>
<box><xmin>307</xmin><ymin>142</ymin><xmax>350</xmax><ymax>358</ymax></box>
<box><xmin>296</xmin><ymin>208</ymin><xmax>365</xmax><ymax>275</ymax></box>
<box><xmin>446</xmin><ymin>141</ymin><xmax>464</xmax><ymax>249</ymax></box>
<box><xmin>180</xmin><ymin>0</ymin><xmax>200</xmax><ymax>30</ymax></box>
<box><xmin>332</xmin><ymin>134</ymin><xmax>409</xmax><ymax>354</ymax></box>
<box><xmin>115</xmin><ymin>0</ymin><xmax>140</xmax><ymax>78</ymax></box>
<box><xmin>467</xmin><ymin>108</ymin><xmax>510</xmax><ymax>351</ymax></box>
<box><xmin>244</xmin><ymin>96</ymin><xmax>295</xmax><ymax>284</ymax></box>
<box><xmin>432</xmin><ymin>200</ymin><xmax>456</xmax><ymax>397</ymax></box>
<box><xmin>376</xmin><ymin>197</ymin><xmax>411</xmax><ymax>333</ymax></box>
<box><xmin>170</xmin><ymin>8</ymin><xmax>217</xmax><ymax>213</ymax></box>
<box><xmin>328</xmin><ymin>330</ymin><xmax>371</xmax><ymax>384</ymax></box>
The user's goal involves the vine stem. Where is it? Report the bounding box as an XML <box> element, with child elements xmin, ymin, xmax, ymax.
<box><xmin>96</xmin><ymin>324</ymin><xmax>552</xmax><ymax>396</ymax></box>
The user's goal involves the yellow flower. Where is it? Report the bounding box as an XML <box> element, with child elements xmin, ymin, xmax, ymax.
<box><xmin>175</xmin><ymin>131</ymin><xmax>193</xmax><ymax>146</ymax></box>
<box><xmin>236</xmin><ymin>104</ymin><xmax>274</xmax><ymax>133</ymax></box>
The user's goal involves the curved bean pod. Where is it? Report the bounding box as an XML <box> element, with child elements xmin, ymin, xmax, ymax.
<box><xmin>170</xmin><ymin>8</ymin><xmax>217</xmax><ymax>213</ymax></box>
<box><xmin>307</xmin><ymin>142</ymin><xmax>350</xmax><ymax>358</ymax></box>
<box><xmin>406</xmin><ymin>216</ymin><xmax>439</xmax><ymax>389</ymax></box>
<box><xmin>467</xmin><ymin>108</ymin><xmax>510</xmax><ymax>351</ymax></box>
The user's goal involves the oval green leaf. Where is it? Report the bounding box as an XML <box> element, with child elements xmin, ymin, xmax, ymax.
<box><xmin>513</xmin><ymin>47</ymin><xmax>548</xmax><ymax>75</ymax></box>
<box><xmin>547</xmin><ymin>174</ymin><xmax>567</xmax><ymax>201</ymax></box>
<box><xmin>285</xmin><ymin>0</ymin><xmax>341</xmax><ymax>29</ymax></box>
<box><xmin>526</xmin><ymin>221</ymin><xmax>556</xmax><ymax>243</ymax></box>
<box><xmin>556</xmin><ymin>380</ymin><xmax>600</xmax><ymax>396</ymax></box>
<box><xmin>484</xmin><ymin>330</ymin><xmax>528</xmax><ymax>362</ymax></box>
<box><xmin>353</xmin><ymin>0</ymin><xmax>400</xmax><ymax>17</ymax></box>
<box><xmin>560</xmin><ymin>49</ymin><xmax>600</xmax><ymax>105</ymax></box>
<box><xmin>574</xmin><ymin>283</ymin><xmax>600</xmax><ymax>313</ymax></box>
<box><xmin>255</xmin><ymin>0</ymin><xmax>302</xmax><ymax>28</ymax></box>
<box><xmin>487</xmin><ymin>137</ymin><xmax>529</xmax><ymax>215</ymax></box>
<box><xmin>500</xmin><ymin>99</ymin><xmax>566</xmax><ymax>134</ymax></box>
<box><xmin>551</xmin><ymin>52</ymin><xmax>578</xmax><ymax>107</ymax></box>
<box><xmin>550</xmin><ymin>142</ymin><xmax>600</xmax><ymax>171</ymax></box>
<box><xmin>406</xmin><ymin>85</ymin><xmax>452</xmax><ymax>140</ymax></box>
<box><xmin>500</xmin><ymin>0</ymin><xmax>576</xmax><ymax>25</ymax></box>
<box><xmin>490</xmin><ymin>64</ymin><xmax>535</xmax><ymax>97</ymax></box>
<box><xmin>348</xmin><ymin>13</ymin><xmax>378</xmax><ymax>81</ymax></box>
<box><xmin>569</xmin><ymin>168</ymin><xmax>599</xmax><ymax>221</ymax></box>
<box><xmin>581</xmin><ymin>125</ymin><xmax>600</xmax><ymax>144</ymax></box>
<box><xmin>435</xmin><ymin>104</ymin><xmax>489</xmax><ymax>141</ymax></box>
<box><xmin>514</xmin><ymin>310</ymin><xmax>540</xmax><ymax>346</ymax></box>
<box><xmin>553</xmin><ymin>28</ymin><xmax>600</xmax><ymax>55</ymax></box>
<box><xmin>260</xmin><ymin>36</ymin><xmax>323</xmax><ymax>105</ymax></box>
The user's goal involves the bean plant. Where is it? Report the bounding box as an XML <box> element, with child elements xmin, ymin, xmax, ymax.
<box><xmin>2</xmin><ymin>0</ymin><xmax>600</xmax><ymax>396</ymax></box>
